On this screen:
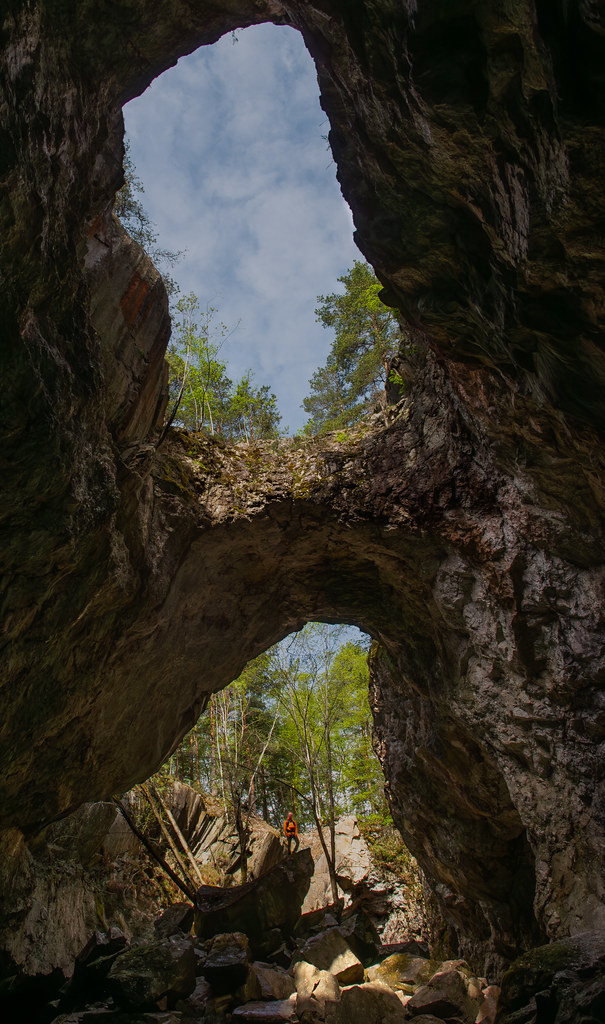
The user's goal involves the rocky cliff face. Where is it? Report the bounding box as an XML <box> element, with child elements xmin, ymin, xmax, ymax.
<box><xmin>1</xmin><ymin>0</ymin><xmax>604</xmax><ymax>976</ymax></box>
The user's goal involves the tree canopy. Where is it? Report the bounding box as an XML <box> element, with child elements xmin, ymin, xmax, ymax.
<box><xmin>165</xmin><ymin>623</ymin><xmax>389</xmax><ymax>832</ymax></box>
<box><xmin>166</xmin><ymin>292</ymin><xmax>282</xmax><ymax>441</ymax></box>
<box><xmin>302</xmin><ymin>261</ymin><xmax>403</xmax><ymax>434</ymax></box>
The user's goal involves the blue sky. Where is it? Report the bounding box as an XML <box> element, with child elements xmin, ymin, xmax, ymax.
<box><xmin>123</xmin><ymin>23</ymin><xmax>361</xmax><ymax>433</ymax></box>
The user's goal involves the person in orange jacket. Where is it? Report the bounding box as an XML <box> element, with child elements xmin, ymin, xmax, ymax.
<box><xmin>284</xmin><ymin>811</ymin><xmax>299</xmax><ymax>854</ymax></box>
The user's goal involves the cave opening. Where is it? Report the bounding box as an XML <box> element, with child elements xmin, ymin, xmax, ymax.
<box><xmin>122</xmin><ymin>618</ymin><xmax>427</xmax><ymax>937</ymax></box>
<box><xmin>121</xmin><ymin>22</ymin><xmax>359</xmax><ymax>434</ymax></box>
<box><xmin>150</xmin><ymin>622</ymin><xmax>386</xmax><ymax>835</ymax></box>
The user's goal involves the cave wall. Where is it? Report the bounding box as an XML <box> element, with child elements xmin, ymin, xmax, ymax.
<box><xmin>1</xmin><ymin>0</ymin><xmax>604</xmax><ymax>973</ymax></box>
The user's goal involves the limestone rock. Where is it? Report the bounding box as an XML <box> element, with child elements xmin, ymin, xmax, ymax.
<box><xmin>253</xmin><ymin>963</ymin><xmax>297</xmax><ymax>1001</ymax></box>
<box><xmin>336</xmin><ymin>910</ymin><xmax>382</xmax><ymax>966</ymax></box>
<box><xmin>107</xmin><ymin>934</ymin><xmax>196</xmax><ymax>1008</ymax></box>
<box><xmin>294</xmin><ymin>930</ymin><xmax>364</xmax><ymax>985</ymax></box>
<box><xmin>155</xmin><ymin>782</ymin><xmax>283</xmax><ymax>882</ymax></box>
<box><xmin>201</xmin><ymin>931</ymin><xmax>251</xmax><ymax>994</ymax></box>
<box><xmin>50</xmin><ymin>1014</ymin><xmax>182</xmax><ymax>1023</ymax></box>
<box><xmin>324</xmin><ymin>982</ymin><xmax>407</xmax><ymax>1023</ymax></box>
<box><xmin>496</xmin><ymin>931</ymin><xmax>605</xmax><ymax>1024</ymax></box>
<box><xmin>404</xmin><ymin>1018</ymin><xmax>448</xmax><ymax>1024</ymax></box>
<box><xmin>194</xmin><ymin>849</ymin><xmax>314</xmax><ymax>956</ymax></box>
<box><xmin>1</xmin><ymin>0</ymin><xmax>605</xmax><ymax>990</ymax></box>
<box><xmin>293</xmin><ymin>960</ymin><xmax>341</xmax><ymax>1016</ymax></box>
<box><xmin>475</xmin><ymin>984</ymin><xmax>500</xmax><ymax>1024</ymax></box>
<box><xmin>75</xmin><ymin>928</ymin><xmax>128</xmax><ymax>967</ymax></box>
<box><xmin>174</xmin><ymin>975</ymin><xmax>212</xmax><ymax>1015</ymax></box>
<box><xmin>301</xmin><ymin>817</ymin><xmax>426</xmax><ymax>946</ymax></box>
<box><xmin>303</xmin><ymin>818</ymin><xmax>372</xmax><ymax>912</ymax></box>
<box><xmin>406</xmin><ymin>967</ymin><xmax>481</xmax><ymax>1022</ymax></box>
<box><xmin>154</xmin><ymin>903</ymin><xmax>194</xmax><ymax>940</ymax></box>
<box><xmin>366</xmin><ymin>953</ymin><xmax>435</xmax><ymax>991</ymax></box>
<box><xmin>231</xmin><ymin>996</ymin><xmax>298</xmax><ymax>1021</ymax></box>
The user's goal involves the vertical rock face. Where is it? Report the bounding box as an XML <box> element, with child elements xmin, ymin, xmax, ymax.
<box><xmin>1</xmin><ymin>0</ymin><xmax>604</xmax><ymax>973</ymax></box>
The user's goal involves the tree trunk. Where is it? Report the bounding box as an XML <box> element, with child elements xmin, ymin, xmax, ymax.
<box><xmin>260</xmin><ymin>766</ymin><xmax>269</xmax><ymax>822</ymax></box>
<box><xmin>113</xmin><ymin>798</ymin><xmax>195</xmax><ymax>903</ymax></box>
<box><xmin>139</xmin><ymin>784</ymin><xmax>198</xmax><ymax>893</ymax></box>
<box><xmin>210</xmin><ymin>698</ymin><xmax>217</xmax><ymax>794</ymax></box>
<box><xmin>325</xmin><ymin>722</ymin><xmax>337</xmax><ymax>898</ymax></box>
<box><xmin>234</xmin><ymin>795</ymin><xmax>249</xmax><ymax>883</ymax></box>
<box><xmin>150</xmin><ymin>784</ymin><xmax>205</xmax><ymax>886</ymax></box>
<box><xmin>306</xmin><ymin>752</ymin><xmax>339</xmax><ymax>906</ymax></box>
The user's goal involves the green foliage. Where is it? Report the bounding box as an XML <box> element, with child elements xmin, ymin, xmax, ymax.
<box><xmin>166</xmin><ymin>291</ymin><xmax>282</xmax><ymax>441</ymax></box>
<box><xmin>302</xmin><ymin>261</ymin><xmax>403</xmax><ymax>434</ymax></box>
<box><xmin>388</xmin><ymin>367</ymin><xmax>408</xmax><ymax>396</ymax></box>
<box><xmin>163</xmin><ymin>624</ymin><xmax>387</xmax><ymax>833</ymax></box>
<box><xmin>229</xmin><ymin>373</ymin><xmax>282</xmax><ymax>442</ymax></box>
<box><xmin>166</xmin><ymin>292</ymin><xmax>233</xmax><ymax>434</ymax></box>
<box><xmin>359</xmin><ymin>818</ymin><xmax>417</xmax><ymax>883</ymax></box>
<box><xmin>153</xmin><ymin>623</ymin><xmax>420</xmax><ymax>893</ymax></box>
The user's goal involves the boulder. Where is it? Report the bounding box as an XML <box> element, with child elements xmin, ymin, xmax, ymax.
<box><xmin>253</xmin><ymin>963</ymin><xmax>297</xmax><ymax>1001</ymax></box>
<box><xmin>194</xmin><ymin>849</ymin><xmax>314</xmax><ymax>956</ymax></box>
<box><xmin>496</xmin><ymin>931</ymin><xmax>605</xmax><ymax>1024</ymax></box>
<box><xmin>50</xmin><ymin>1014</ymin><xmax>182</xmax><ymax>1023</ymax></box>
<box><xmin>174</xmin><ymin>975</ymin><xmax>212</xmax><ymax>1014</ymax></box>
<box><xmin>302</xmin><ymin>819</ymin><xmax>370</xmax><ymax>916</ymax></box>
<box><xmin>366</xmin><ymin>953</ymin><xmax>435</xmax><ymax>992</ymax></box>
<box><xmin>154</xmin><ymin>903</ymin><xmax>194</xmax><ymax>939</ymax></box>
<box><xmin>293</xmin><ymin>960</ymin><xmax>341</xmax><ymax>1017</ymax></box>
<box><xmin>301</xmin><ymin>818</ymin><xmax>425</xmax><ymax>945</ymax></box>
<box><xmin>201</xmin><ymin>931</ymin><xmax>251</xmax><ymax>994</ymax></box>
<box><xmin>62</xmin><ymin>930</ymin><xmax>131</xmax><ymax>1010</ymax></box>
<box><xmin>294</xmin><ymin>930</ymin><xmax>364</xmax><ymax>985</ymax></box>
<box><xmin>406</xmin><ymin>967</ymin><xmax>481</xmax><ymax>1022</ymax></box>
<box><xmin>404</xmin><ymin>1018</ymin><xmax>448</xmax><ymax>1024</ymax></box>
<box><xmin>336</xmin><ymin>910</ymin><xmax>382</xmax><ymax>966</ymax></box>
<box><xmin>475</xmin><ymin>984</ymin><xmax>500</xmax><ymax>1024</ymax></box>
<box><xmin>106</xmin><ymin>934</ymin><xmax>196</xmax><ymax>1008</ymax></box>
<box><xmin>324</xmin><ymin>982</ymin><xmax>408</xmax><ymax>1023</ymax></box>
<box><xmin>231</xmin><ymin>995</ymin><xmax>298</xmax><ymax>1021</ymax></box>
<box><xmin>75</xmin><ymin>929</ymin><xmax>128</xmax><ymax>967</ymax></box>
<box><xmin>247</xmin><ymin>828</ymin><xmax>286</xmax><ymax>879</ymax></box>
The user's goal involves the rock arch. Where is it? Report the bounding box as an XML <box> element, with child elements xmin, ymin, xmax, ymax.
<box><xmin>1</xmin><ymin>0</ymin><xmax>604</xmax><ymax>972</ymax></box>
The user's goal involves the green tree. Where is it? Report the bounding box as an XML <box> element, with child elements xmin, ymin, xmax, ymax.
<box><xmin>303</xmin><ymin>261</ymin><xmax>403</xmax><ymax>434</ymax></box>
<box><xmin>208</xmin><ymin>658</ymin><xmax>281</xmax><ymax>881</ymax></box>
<box><xmin>160</xmin><ymin>622</ymin><xmax>393</xmax><ymax>890</ymax></box>
<box><xmin>166</xmin><ymin>292</ymin><xmax>282</xmax><ymax>441</ymax></box>
<box><xmin>166</xmin><ymin>292</ymin><xmax>234</xmax><ymax>434</ymax></box>
<box><xmin>268</xmin><ymin>625</ymin><xmax>379</xmax><ymax>902</ymax></box>
<box><xmin>229</xmin><ymin>372</ymin><xmax>282</xmax><ymax>442</ymax></box>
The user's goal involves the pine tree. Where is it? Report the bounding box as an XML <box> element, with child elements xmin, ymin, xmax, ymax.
<box><xmin>303</xmin><ymin>261</ymin><xmax>403</xmax><ymax>433</ymax></box>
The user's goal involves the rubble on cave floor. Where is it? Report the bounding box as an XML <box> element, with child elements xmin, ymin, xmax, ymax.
<box><xmin>29</xmin><ymin>874</ymin><xmax>500</xmax><ymax>1024</ymax></box>
<box><xmin>33</xmin><ymin>902</ymin><xmax>605</xmax><ymax>1024</ymax></box>
<box><xmin>3</xmin><ymin>783</ymin><xmax>603</xmax><ymax>1023</ymax></box>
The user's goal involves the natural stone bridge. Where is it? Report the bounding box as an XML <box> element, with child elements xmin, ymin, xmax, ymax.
<box><xmin>1</xmin><ymin>0</ymin><xmax>604</xmax><ymax>975</ymax></box>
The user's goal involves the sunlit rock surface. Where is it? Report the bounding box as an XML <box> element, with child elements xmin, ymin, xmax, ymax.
<box><xmin>1</xmin><ymin>0</ymin><xmax>604</xmax><ymax>974</ymax></box>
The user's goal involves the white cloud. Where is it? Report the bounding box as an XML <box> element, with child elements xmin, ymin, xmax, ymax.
<box><xmin>124</xmin><ymin>23</ymin><xmax>360</xmax><ymax>431</ymax></box>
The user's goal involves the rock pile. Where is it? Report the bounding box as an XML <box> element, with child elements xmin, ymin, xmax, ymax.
<box><xmin>46</xmin><ymin>915</ymin><xmax>499</xmax><ymax>1024</ymax></box>
<box><xmin>43</xmin><ymin>844</ymin><xmax>499</xmax><ymax>1024</ymax></box>
<box><xmin>31</xmin><ymin>848</ymin><xmax>605</xmax><ymax>1024</ymax></box>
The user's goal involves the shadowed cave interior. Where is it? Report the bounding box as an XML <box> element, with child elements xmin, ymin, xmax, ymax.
<box><xmin>1</xmin><ymin>1</ymin><xmax>605</xmax><ymax>1017</ymax></box>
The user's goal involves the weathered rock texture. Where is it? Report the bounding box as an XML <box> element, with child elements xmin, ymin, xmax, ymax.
<box><xmin>301</xmin><ymin>816</ymin><xmax>426</xmax><ymax>944</ymax></box>
<box><xmin>0</xmin><ymin>800</ymin><xmax>164</xmax><ymax>981</ymax></box>
<box><xmin>1</xmin><ymin>0</ymin><xmax>604</xmax><ymax>977</ymax></box>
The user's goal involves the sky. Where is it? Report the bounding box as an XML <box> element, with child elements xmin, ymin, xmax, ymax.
<box><xmin>123</xmin><ymin>23</ymin><xmax>361</xmax><ymax>434</ymax></box>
